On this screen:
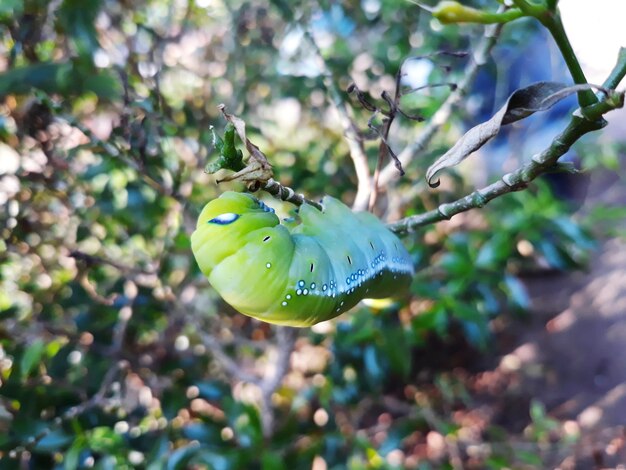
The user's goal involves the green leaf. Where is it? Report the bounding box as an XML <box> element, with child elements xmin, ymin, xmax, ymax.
<box><xmin>20</xmin><ymin>339</ymin><xmax>46</xmax><ymax>380</ymax></box>
<box><xmin>439</xmin><ymin>252</ymin><xmax>471</xmax><ymax>276</ymax></box>
<box><xmin>167</xmin><ymin>443</ymin><xmax>201</xmax><ymax>470</ymax></box>
<box><xmin>363</xmin><ymin>345</ymin><xmax>384</xmax><ymax>382</ymax></box>
<box><xmin>33</xmin><ymin>430</ymin><xmax>73</xmax><ymax>452</ymax></box>
<box><xmin>517</xmin><ymin>450</ymin><xmax>542</xmax><ymax>465</ymax></box>
<box><xmin>530</xmin><ymin>400</ymin><xmax>547</xmax><ymax>423</ymax></box>
<box><xmin>262</xmin><ymin>452</ymin><xmax>287</xmax><ymax>470</ymax></box>
<box><xmin>0</xmin><ymin>455</ymin><xmax>21</xmax><ymax>470</ymax></box>
<box><xmin>504</xmin><ymin>275</ymin><xmax>530</xmax><ymax>310</ymax></box>
<box><xmin>193</xmin><ymin>449</ymin><xmax>242</xmax><ymax>470</ymax></box>
<box><xmin>195</xmin><ymin>380</ymin><xmax>230</xmax><ymax>401</ymax></box>
<box><xmin>87</xmin><ymin>427</ymin><xmax>124</xmax><ymax>453</ymax></box>
<box><xmin>381</xmin><ymin>327</ymin><xmax>411</xmax><ymax>378</ymax></box>
<box><xmin>0</xmin><ymin>0</ymin><xmax>22</xmax><ymax>18</ymax></box>
<box><xmin>475</xmin><ymin>233</ymin><xmax>511</xmax><ymax>269</ymax></box>
<box><xmin>537</xmin><ymin>239</ymin><xmax>567</xmax><ymax>269</ymax></box>
<box><xmin>412</xmin><ymin>307</ymin><xmax>449</xmax><ymax>337</ymax></box>
<box><xmin>63</xmin><ymin>439</ymin><xmax>86</xmax><ymax>470</ymax></box>
<box><xmin>58</xmin><ymin>0</ymin><xmax>103</xmax><ymax>57</ymax></box>
<box><xmin>453</xmin><ymin>302</ymin><xmax>489</xmax><ymax>347</ymax></box>
<box><xmin>0</xmin><ymin>62</ymin><xmax>120</xmax><ymax>99</ymax></box>
<box><xmin>552</xmin><ymin>217</ymin><xmax>594</xmax><ymax>249</ymax></box>
<box><xmin>205</xmin><ymin>124</ymin><xmax>246</xmax><ymax>174</ymax></box>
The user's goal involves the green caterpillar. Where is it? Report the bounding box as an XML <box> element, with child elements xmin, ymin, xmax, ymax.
<box><xmin>191</xmin><ymin>191</ymin><xmax>414</xmax><ymax>327</ymax></box>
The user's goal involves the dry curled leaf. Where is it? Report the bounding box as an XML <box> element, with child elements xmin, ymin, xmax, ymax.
<box><xmin>217</xmin><ymin>105</ymin><xmax>273</xmax><ymax>189</ymax></box>
<box><xmin>426</xmin><ymin>82</ymin><xmax>604</xmax><ymax>187</ymax></box>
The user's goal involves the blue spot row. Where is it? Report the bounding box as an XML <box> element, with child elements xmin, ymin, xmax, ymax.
<box><xmin>258</xmin><ymin>201</ymin><xmax>275</xmax><ymax>213</ymax></box>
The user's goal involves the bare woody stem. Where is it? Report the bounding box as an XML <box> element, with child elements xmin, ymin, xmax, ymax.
<box><xmin>258</xmin><ymin>326</ymin><xmax>298</xmax><ymax>438</ymax></box>
<box><xmin>302</xmin><ymin>28</ymin><xmax>373</xmax><ymax>212</ymax></box>
<box><xmin>388</xmin><ymin>47</ymin><xmax>626</xmax><ymax>234</ymax></box>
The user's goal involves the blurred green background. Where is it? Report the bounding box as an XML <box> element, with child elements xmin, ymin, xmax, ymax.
<box><xmin>1</xmin><ymin>0</ymin><xmax>625</xmax><ymax>468</ymax></box>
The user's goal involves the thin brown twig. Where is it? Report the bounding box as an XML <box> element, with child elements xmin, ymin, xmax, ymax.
<box><xmin>11</xmin><ymin>361</ymin><xmax>129</xmax><ymax>455</ymax></box>
<box><xmin>110</xmin><ymin>290</ymin><xmax>137</xmax><ymax>355</ymax></box>
<box><xmin>69</xmin><ymin>249</ymin><xmax>156</xmax><ymax>276</ymax></box>
<box><xmin>77</xmin><ymin>270</ymin><xmax>118</xmax><ymax>306</ymax></box>
<box><xmin>348</xmin><ymin>54</ymin><xmax>463</xmax><ymax>212</ymax></box>
<box><xmin>68</xmin><ymin>117</ymin><xmax>185</xmax><ymax>203</ymax></box>
<box><xmin>189</xmin><ymin>315</ymin><xmax>261</xmax><ymax>385</ymax></box>
<box><xmin>369</xmin><ymin>68</ymin><xmax>406</xmax><ymax>211</ymax></box>
<box><xmin>378</xmin><ymin>21</ymin><xmax>503</xmax><ymax>187</ymax></box>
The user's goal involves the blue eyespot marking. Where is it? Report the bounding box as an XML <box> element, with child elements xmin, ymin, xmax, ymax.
<box><xmin>208</xmin><ymin>213</ymin><xmax>240</xmax><ymax>225</ymax></box>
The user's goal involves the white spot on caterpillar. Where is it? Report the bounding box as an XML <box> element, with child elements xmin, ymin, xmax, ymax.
<box><xmin>303</xmin><ymin>289</ymin><xmax>309</xmax><ymax>295</ymax></box>
<box><xmin>322</xmin><ymin>284</ymin><xmax>327</xmax><ymax>291</ymax></box>
<box><xmin>296</xmin><ymin>289</ymin><xmax>303</xmax><ymax>296</ymax></box>
<box><xmin>298</xmin><ymin>280</ymin><xmax>305</xmax><ymax>287</ymax></box>
<box><xmin>310</xmin><ymin>283</ymin><xmax>316</xmax><ymax>289</ymax></box>
<box><xmin>282</xmin><ymin>301</ymin><xmax>287</xmax><ymax>306</ymax></box>
<box><xmin>286</xmin><ymin>294</ymin><xmax>292</xmax><ymax>300</ymax></box>
<box><xmin>266</xmin><ymin>263</ymin><xmax>271</xmax><ymax>268</ymax></box>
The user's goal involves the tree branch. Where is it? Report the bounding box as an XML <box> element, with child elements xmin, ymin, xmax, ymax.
<box><xmin>191</xmin><ymin>317</ymin><xmax>262</xmax><ymax>385</ymax></box>
<box><xmin>259</xmin><ymin>326</ymin><xmax>298</xmax><ymax>438</ymax></box>
<box><xmin>388</xmin><ymin>89</ymin><xmax>625</xmax><ymax>234</ymax></box>
<box><xmin>262</xmin><ymin>178</ymin><xmax>323</xmax><ymax>210</ymax></box>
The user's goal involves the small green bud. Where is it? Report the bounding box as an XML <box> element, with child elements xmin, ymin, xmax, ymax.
<box><xmin>432</xmin><ymin>1</ymin><xmax>523</xmax><ymax>24</ymax></box>
<box><xmin>205</xmin><ymin>123</ymin><xmax>245</xmax><ymax>174</ymax></box>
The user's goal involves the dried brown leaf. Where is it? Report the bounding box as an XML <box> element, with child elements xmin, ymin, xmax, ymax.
<box><xmin>426</xmin><ymin>82</ymin><xmax>603</xmax><ymax>187</ymax></box>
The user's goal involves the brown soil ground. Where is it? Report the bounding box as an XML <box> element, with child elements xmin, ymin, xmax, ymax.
<box><xmin>485</xmin><ymin>144</ymin><xmax>626</xmax><ymax>468</ymax></box>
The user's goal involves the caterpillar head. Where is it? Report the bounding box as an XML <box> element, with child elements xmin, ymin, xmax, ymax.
<box><xmin>191</xmin><ymin>192</ymin><xmax>279</xmax><ymax>276</ymax></box>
